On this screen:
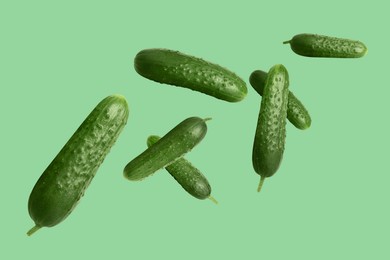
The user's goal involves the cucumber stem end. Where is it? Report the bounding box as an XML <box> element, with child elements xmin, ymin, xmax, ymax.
<box><xmin>208</xmin><ymin>195</ymin><xmax>218</xmax><ymax>205</ymax></box>
<box><xmin>257</xmin><ymin>176</ymin><xmax>265</xmax><ymax>193</ymax></box>
<box><xmin>283</xmin><ymin>40</ymin><xmax>291</xmax><ymax>44</ymax></box>
<box><xmin>27</xmin><ymin>225</ymin><xmax>41</xmax><ymax>236</ymax></box>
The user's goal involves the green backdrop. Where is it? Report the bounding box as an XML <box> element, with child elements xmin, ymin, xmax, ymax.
<box><xmin>1</xmin><ymin>0</ymin><xmax>388</xmax><ymax>259</ymax></box>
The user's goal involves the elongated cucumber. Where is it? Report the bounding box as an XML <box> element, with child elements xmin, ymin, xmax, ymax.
<box><xmin>147</xmin><ymin>135</ymin><xmax>217</xmax><ymax>203</ymax></box>
<box><xmin>252</xmin><ymin>65</ymin><xmax>289</xmax><ymax>192</ymax></box>
<box><xmin>123</xmin><ymin>117</ymin><xmax>209</xmax><ymax>181</ymax></box>
<box><xmin>27</xmin><ymin>95</ymin><xmax>129</xmax><ymax>235</ymax></box>
<box><xmin>283</xmin><ymin>33</ymin><xmax>367</xmax><ymax>58</ymax></box>
<box><xmin>249</xmin><ymin>70</ymin><xmax>311</xmax><ymax>130</ymax></box>
<box><xmin>134</xmin><ymin>48</ymin><xmax>247</xmax><ymax>102</ymax></box>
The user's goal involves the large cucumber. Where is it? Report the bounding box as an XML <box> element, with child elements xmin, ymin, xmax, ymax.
<box><xmin>134</xmin><ymin>48</ymin><xmax>247</xmax><ymax>102</ymax></box>
<box><xmin>249</xmin><ymin>70</ymin><xmax>311</xmax><ymax>130</ymax></box>
<box><xmin>27</xmin><ymin>95</ymin><xmax>129</xmax><ymax>236</ymax></box>
<box><xmin>252</xmin><ymin>65</ymin><xmax>289</xmax><ymax>192</ymax></box>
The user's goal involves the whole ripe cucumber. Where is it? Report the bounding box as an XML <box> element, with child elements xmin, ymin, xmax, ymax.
<box><xmin>147</xmin><ymin>135</ymin><xmax>217</xmax><ymax>203</ymax></box>
<box><xmin>27</xmin><ymin>95</ymin><xmax>129</xmax><ymax>236</ymax></box>
<box><xmin>134</xmin><ymin>48</ymin><xmax>247</xmax><ymax>102</ymax></box>
<box><xmin>249</xmin><ymin>70</ymin><xmax>311</xmax><ymax>130</ymax></box>
<box><xmin>283</xmin><ymin>33</ymin><xmax>367</xmax><ymax>58</ymax></box>
<box><xmin>252</xmin><ymin>65</ymin><xmax>289</xmax><ymax>192</ymax></box>
<box><xmin>123</xmin><ymin>117</ymin><xmax>209</xmax><ymax>181</ymax></box>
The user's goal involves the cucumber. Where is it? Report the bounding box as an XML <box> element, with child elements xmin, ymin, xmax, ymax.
<box><xmin>123</xmin><ymin>117</ymin><xmax>209</xmax><ymax>181</ymax></box>
<box><xmin>252</xmin><ymin>65</ymin><xmax>289</xmax><ymax>192</ymax></box>
<box><xmin>283</xmin><ymin>33</ymin><xmax>367</xmax><ymax>58</ymax></box>
<box><xmin>27</xmin><ymin>95</ymin><xmax>129</xmax><ymax>236</ymax></box>
<box><xmin>134</xmin><ymin>48</ymin><xmax>247</xmax><ymax>102</ymax></box>
<box><xmin>249</xmin><ymin>70</ymin><xmax>311</xmax><ymax>130</ymax></box>
<box><xmin>147</xmin><ymin>135</ymin><xmax>217</xmax><ymax>203</ymax></box>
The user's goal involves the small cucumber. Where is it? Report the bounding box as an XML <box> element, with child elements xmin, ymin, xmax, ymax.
<box><xmin>147</xmin><ymin>135</ymin><xmax>217</xmax><ymax>203</ymax></box>
<box><xmin>252</xmin><ymin>65</ymin><xmax>289</xmax><ymax>192</ymax></box>
<box><xmin>134</xmin><ymin>48</ymin><xmax>247</xmax><ymax>102</ymax></box>
<box><xmin>27</xmin><ymin>95</ymin><xmax>129</xmax><ymax>236</ymax></box>
<box><xmin>283</xmin><ymin>33</ymin><xmax>367</xmax><ymax>58</ymax></box>
<box><xmin>123</xmin><ymin>117</ymin><xmax>209</xmax><ymax>181</ymax></box>
<box><xmin>249</xmin><ymin>70</ymin><xmax>311</xmax><ymax>130</ymax></box>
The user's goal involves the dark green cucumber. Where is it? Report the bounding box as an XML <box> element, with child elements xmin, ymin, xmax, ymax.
<box><xmin>134</xmin><ymin>48</ymin><xmax>247</xmax><ymax>102</ymax></box>
<box><xmin>249</xmin><ymin>70</ymin><xmax>311</xmax><ymax>130</ymax></box>
<box><xmin>147</xmin><ymin>135</ymin><xmax>217</xmax><ymax>203</ymax></box>
<box><xmin>123</xmin><ymin>117</ymin><xmax>209</xmax><ymax>181</ymax></box>
<box><xmin>27</xmin><ymin>95</ymin><xmax>129</xmax><ymax>236</ymax></box>
<box><xmin>283</xmin><ymin>33</ymin><xmax>367</xmax><ymax>58</ymax></box>
<box><xmin>252</xmin><ymin>65</ymin><xmax>289</xmax><ymax>192</ymax></box>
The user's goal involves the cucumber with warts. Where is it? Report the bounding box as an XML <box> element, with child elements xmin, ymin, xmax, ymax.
<box><xmin>147</xmin><ymin>135</ymin><xmax>217</xmax><ymax>203</ymax></box>
<box><xmin>134</xmin><ymin>48</ymin><xmax>247</xmax><ymax>102</ymax></box>
<box><xmin>123</xmin><ymin>117</ymin><xmax>209</xmax><ymax>181</ymax></box>
<box><xmin>252</xmin><ymin>65</ymin><xmax>289</xmax><ymax>192</ymax></box>
<box><xmin>283</xmin><ymin>33</ymin><xmax>367</xmax><ymax>58</ymax></box>
<box><xmin>249</xmin><ymin>70</ymin><xmax>311</xmax><ymax>130</ymax></box>
<box><xmin>27</xmin><ymin>95</ymin><xmax>129</xmax><ymax>236</ymax></box>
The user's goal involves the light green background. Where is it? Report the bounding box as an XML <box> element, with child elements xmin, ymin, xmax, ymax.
<box><xmin>1</xmin><ymin>0</ymin><xmax>388</xmax><ymax>259</ymax></box>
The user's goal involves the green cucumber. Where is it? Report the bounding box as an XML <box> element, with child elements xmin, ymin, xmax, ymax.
<box><xmin>27</xmin><ymin>95</ymin><xmax>129</xmax><ymax>236</ymax></box>
<box><xmin>147</xmin><ymin>135</ymin><xmax>217</xmax><ymax>203</ymax></box>
<box><xmin>283</xmin><ymin>33</ymin><xmax>367</xmax><ymax>58</ymax></box>
<box><xmin>134</xmin><ymin>48</ymin><xmax>247</xmax><ymax>102</ymax></box>
<box><xmin>249</xmin><ymin>70</ymin><xmax>311</xmax><ymax>130</ymax></box>
<box><xmin>252</xmin><ymin>65</ymin><xmax>289</xmax><ymax>192</ymax></box>
<box><xmin>123</xmin><ymin>117</ymin><xmax>209</xmax><ymax>181</ymax></box>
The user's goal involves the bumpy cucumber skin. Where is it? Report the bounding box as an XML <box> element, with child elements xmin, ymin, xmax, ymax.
<box><xmin>249</xmin><ymin>70</ymin><xmax>311</xmax><ymax>130</ymax></box>
<box><xmin>252</xmin><ymin>65</ymin><xmax>289</xmax><ymax>178</ymax></box>
<box><xmin>284</xmin><ymin>33</ymin><xmax>367</xmax><ymax>58</ymax></box>
<box><xmin>147</xmin><ymin>135</ymin><xmax>211</xmax><ymax>200</ymax></box>
<box><xmin>124</xmin><ymin>117</ymin><xmax>208</xmax><ymax>181</ymax></box>
<box><xmin>28</xmin><ymin>95</ymin><xmax>129</xmax><ymax>229</ymax></box>
<box><xmin>134</xmin><ymin>48</ymin><xmax>247</xmax><ymax>102</ymax></box>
